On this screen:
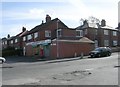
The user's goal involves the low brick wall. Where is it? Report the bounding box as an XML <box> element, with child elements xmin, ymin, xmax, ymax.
<box><xmin>50</xmin><ymin>41</ymin><xmax>95</xmax><ymax>58</ymax></box>
<box><xmin>111</xmin><ymin>47</ymin><xmax>120</xmax><ymax>52</ymax></box>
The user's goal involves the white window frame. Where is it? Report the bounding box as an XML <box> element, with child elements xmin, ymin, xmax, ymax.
<box><xmin>113</xmin><ymin>40</ymin><xmax>117</xmax><ymax>46</ymax></box>
<box><xmin>2</xmin><ymin>42</ymin><xmax>4</xmax><ymax>45</ymax></box>
<box><xmin>104</xmin><ymin>30</ymin><xmax>109</xmax><ymax>35</ymax></box>
<box><xmin>23</xmin><ymin>36</ymin><xmax>26</xmax><ymax>41</ymax></box>
<box><xmin>57</xmin><ymin>29</ymin><xmax>62</xmax><ymax>37</ymax></box>
<box><xmin>27</xmin><ymin>34</ymin><xmax>32</xmax><ymax>40</ymax></box>
<box><xmin>45</xmin><ymin>30</ymin><xmax>51</xmax><ymax>37</ymax></box>
<box><xmin>113</xmin><ymin>31</ymin><xmax>117</xmax><ymax>36</ymax></box>
<box><xmin>104</xmin><ymin>40</ymin><xmax>109</xmax><ymax>46</ymax></box>
<box><xmin>11</xmin><ymin>40</ymin><xmax>13</xmax><ymax>44</ymax></box>
<box><xmin>5</xmin><ymin>41</ymin><xmax>7</xmax><ymax>45</ymax></box>
<box><xmin>76</xmin><ymin>30</ymin><xmax>83</xmax><ymax>37</ymax></box>
<box><xmin>15</xmin><ymin>39</ymin><xmax>18</xmax><ymax>43</ymax></box>
<box><xmin>34</xmin><ymin>32</ymin><xmax>38</xmax><ymax>38</ymax></box>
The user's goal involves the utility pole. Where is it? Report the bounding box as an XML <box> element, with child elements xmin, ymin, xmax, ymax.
<box><xmin>57</xmin><ymin>20</ymin><xmax>60</xmax><ymax>58</ymax></box>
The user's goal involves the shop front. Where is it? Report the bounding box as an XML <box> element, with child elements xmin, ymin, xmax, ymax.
<box><xmin>25</xmin><ymin>39</ymin><xmax>51</xmax><ymax>58</ymax></box>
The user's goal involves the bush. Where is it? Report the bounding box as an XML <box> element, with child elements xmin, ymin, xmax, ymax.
<box><xmin>2</xmin><ymin>46</ymin><xmax>23</xmax><ymax>57</ymax></box>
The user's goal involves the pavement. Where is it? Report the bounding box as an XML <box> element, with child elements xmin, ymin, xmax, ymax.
<box><xmin>4</xmin><ymin>55</ymin><xmax>88</xmax><ymax>64</ymax></box>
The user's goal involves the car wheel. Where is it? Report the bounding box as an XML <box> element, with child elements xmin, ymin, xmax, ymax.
<box><xmin>91</xmin><ymin>55</ymin><xmax>94</xmax><ymax>58</ymax></box>
<box><xmin>2</xmin><ymin>60</ymin><xmax>4</xmax><ymax>63</ymax></box>
<box><xmin>108</xmin><ymin>52</ymin><xmax>111</xmax><ymax>56</ymax></box>
<box><xmin>98</xmin><ymin>54</ymin><xmax>101</xmax><ymax>57</ymax></box>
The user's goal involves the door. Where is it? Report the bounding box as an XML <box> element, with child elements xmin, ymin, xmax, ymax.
<box><xmin>44</xmin><ymin>45</ymin><xmax>50</xmax><ymax>57</ymax></box>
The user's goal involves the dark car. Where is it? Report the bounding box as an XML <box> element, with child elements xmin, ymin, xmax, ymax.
<box><xmin>89</xmin><ymin>47</ymin><xmax>112</xmax><ymax>58</ymax></box>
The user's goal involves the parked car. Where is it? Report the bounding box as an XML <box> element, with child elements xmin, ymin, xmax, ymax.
<box><xmin>89</xmin><ymin>47</ymin><xmax>112</xmax><ymax>58</ymax></box>
<box><xmin>0</xmin><ymin>57</ymin><xmax>6</xmax><ymax>63</ymax></box>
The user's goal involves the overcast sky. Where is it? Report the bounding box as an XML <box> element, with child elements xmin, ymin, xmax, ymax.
<box><xmin>0</xmin><ymin>0</ymin><xmax>119</xmax><ymax>38</ymax></box>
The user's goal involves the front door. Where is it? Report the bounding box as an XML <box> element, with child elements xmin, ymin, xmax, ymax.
<box><xmin>44</xmin><ymin>45</ymin><xmax>50</xmax><ymax>57</ymax></box>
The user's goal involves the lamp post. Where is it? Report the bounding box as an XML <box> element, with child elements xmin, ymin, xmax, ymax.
<box><xmin>57</xmin><ymin>20</ymin><xmax>59</xmax><ymax>58</ymax></box>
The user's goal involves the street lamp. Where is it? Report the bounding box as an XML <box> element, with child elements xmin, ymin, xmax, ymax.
<box><xmin>57</xmin><ymin>20</ymin><xmax>60</xmax><ymax>58</ymax></box>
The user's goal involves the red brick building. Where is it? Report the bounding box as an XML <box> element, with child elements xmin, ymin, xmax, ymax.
<box><xmin>2</xmin><ymin>15</ymin><xmax>120</xmax><ymax>58</ymax></box>
<box><xmin>76</xmin><ymin>19</ymin><xmax>120</xmax><ymax>48</ymax></box>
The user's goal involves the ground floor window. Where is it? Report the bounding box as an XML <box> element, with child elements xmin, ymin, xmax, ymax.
<box><xmin>113</xmin><ymin>40</ymin><xmax>117</xmax><ymax>46</ymax></box>
<box><xmin>104</xmin><ymin>40</ymin><xmax>109</xmax><ymax>46</ymax></box>
<box><xmin>95</xmin><ymin>40</ymin><xmax>98</xmax><ymax>48</ymax></box>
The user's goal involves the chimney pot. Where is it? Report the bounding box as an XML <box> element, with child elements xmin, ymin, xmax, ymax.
<box><xmin>22</xmin><ymin>27</ymin><xmax>26</xmax><ymax>32</ymax></box>
<box><xmin>7</xmin><ymin>34</ymin><xmax>10</xmax><ymax>38</ymax></box>
<box><xmin>101</xmin><ymin>19</ymin><xmax>106</xmax><ymax>27</ymax></box>
<box><xmin>46</xmin><ymin>14</ymin><xmax>51</xmax><ymax>23</ymax></box>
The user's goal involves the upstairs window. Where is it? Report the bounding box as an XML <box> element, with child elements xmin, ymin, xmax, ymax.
<box><xmin>57</xmin><ymin>29</ymin><xmax>62</xmax><ymax>37</ymax></box>
<box><xmin>76</xmin><ymin>30</ymin><xmax>83</xmax><ymax>37</ymax></box>
<box><xmin>5</xmin><ymin>41</ymin><xmax>7</xmax><ymax>45</ymax></box>
<box><xmin>45</xmin><ymin>30</ymin><xmax>51</xmax><ymax>37</ymax></box>
<box><xmin>113</xmin><ymin>31</ymin><xmax>117</xmax><ymax>36</ymax></box>
<box><xmin>15</xmin><ymin>39</ymin><xmax>18</xmax><ymax>43</ymax></box>
<box><xmin>34</xmin><ymin>32</ymin><xmax>38</xmax><ymax>38</ymax></box>
<box><xmin>11</xmin><ymin>40</ymin><xmax>13</xmax><ymax>44</ymax></box>
<box><xmin>27</xmin><ymin>34</ymin><xmax>32</xmax><ymax>40</ymax></box>
<box><xmin>104</xmin><ymin>30</ymin><xmax>109</xmax><ymax>35</ymax></box>
<box><xmin>23</xmin><ymin>36</ymin><xmax>26</xmax><ymax>41</ymax></box>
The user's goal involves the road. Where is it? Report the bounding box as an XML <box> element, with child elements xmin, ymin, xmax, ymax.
<box><xmin>1</xmin><ymin>52</ymin><xmax>119</xmax><ymax>85</ymax></box>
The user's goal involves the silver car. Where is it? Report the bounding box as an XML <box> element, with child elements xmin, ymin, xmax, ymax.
<box><xmin>0</xmin><ymin>57</ymin><xmax>6</xmax><ymax>63</ymax></box>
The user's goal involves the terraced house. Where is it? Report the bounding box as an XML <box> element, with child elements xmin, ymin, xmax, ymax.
<box><xmin>2</xmin><ymin>15</ymin><xmax>120</xmax><ymax>58</ymax></box>
<box><xmin>76</xmin><ymin>19</ymin><xmax>120</xmax><ymax>47</ymax></box>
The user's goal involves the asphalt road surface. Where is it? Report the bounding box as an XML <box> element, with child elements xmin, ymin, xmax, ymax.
<box><xmin>1</xmin><ymin>52</ymin><xmax>119</xmax><ymax>85</ymax></box>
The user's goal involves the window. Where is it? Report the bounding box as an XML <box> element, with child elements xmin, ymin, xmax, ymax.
<box><xmin>57</xmin><ymin>29</ymin><xmax>62</xmax><ymax>37</ymax></box>
<box><xmin>23</xmin><ymin>36</ymin><xmax>26</xmax><ymax>41</ymax></box>
<box><xmin>34</xmin><ymin>32</ymin><xmax>38</xmax><ymax>38</ymax></box>
<box><xmin>2</xmin><ymin>42</ymin><xmax>4</xmax><ymax>45</ymax></box>
<box><xmin>85</xmin><ymin>29</ymin><xmax>87</xmax><ymax>35</ymax></box>
<box><xmin>27</xmin><ymin>34</ymin><xmax>32</xmax><ymax>40</ymax></box>
<box><xmin>113</xmin><ymin>31</ymin><xmax>117</xmax><ymax>36</ymax></box>
<box><xmin>45</xmin><ymin>30</ymin><xmax>51</xmax><ymax>37</ymax></box>
<box><xmin>95</xmin><ymin>40</ymin><xmax>98</xmax><ymax>48</ymax></box>
<box><xmin>104</xmin><ymin>40</ymin><xmax>109</xmax><ymax>46</ymax></box>
<box><xmin>95</xmin><ymin>29</ymin><xmax>98</xmax><ymax>35</ymax></box>
<box><xmin>11</xmin><ymin>40</ymin><xmax>13</xmax><ymax>44</ymax></box>
<box><xmin>104</xmin><ymin>30</ymin><xmax>109</xmax><ymax>35</ymax></box>
<box><xmin>5</xmin><ymin>41</ymin><xmax>7</xmax><ymax>45</ymax></box>
<box><xmin>76</xmin><ymin>30</ymin><xmax>83</xmax><ymax>37</ymax></box>
<box><xmin>15</xmin><ymin>39</ymin><xmax>18</xmax><ymax>43</ymax></box>
<box><xmin>113</xmin><ymin>40</ymin><xmax>117</xmax><ymax>46</ymax></box>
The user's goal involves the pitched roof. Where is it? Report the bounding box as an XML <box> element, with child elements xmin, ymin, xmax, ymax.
<box><xmin>52</xmin><ymin>37</ymin><xmax>94</xmax><ymax>43</ymax></box>
<box><xmin>78</xmin><ymin>37</ymin><xmax>94</xmax><ymax>43</ymax></box>
<box><xmin>25</xmin><ymin>18</ymin><xmax>68</xmax><ymax>35</ymax></box>
<box><xmin>101</xmin><ymin>25</ymin><xmax>118</xmax><ymax>31</ymax></box>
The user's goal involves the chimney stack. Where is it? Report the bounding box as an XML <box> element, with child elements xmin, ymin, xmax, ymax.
<box><xmin>22</xmin><ymin>27</ymin><xmax>26</xmax><ymax>32</ymax></box>
<box><xmin>7</xmin><ymin>34</ymin><xmax>10</xmax><ymax>38</ymax></box>
<box><xmin>101</xmin><ymin>19</ymin><xmax>106</xmax><ymax>27</ymax></box>
<box><xmin>46</xmin><ymin>14</ymin><xmax>51</xmax><ymax>23</ymax></box>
